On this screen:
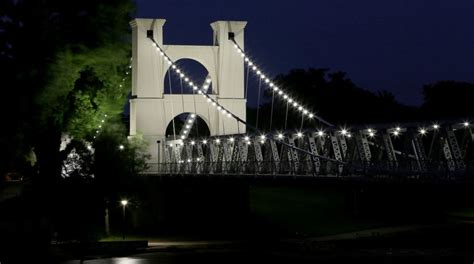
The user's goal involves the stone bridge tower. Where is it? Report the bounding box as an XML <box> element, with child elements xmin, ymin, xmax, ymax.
<box><xmin>129</xmin><ymin>18</ymin><xmax>247</xmax><ymax>162</ymax></box>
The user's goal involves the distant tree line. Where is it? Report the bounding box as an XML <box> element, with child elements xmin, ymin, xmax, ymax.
<box><xmin>248</xmin><ymin>68</ymin><xmax>474</xmax><ymax>131</ymax></box>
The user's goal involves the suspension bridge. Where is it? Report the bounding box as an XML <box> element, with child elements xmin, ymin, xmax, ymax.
<box><xmin>129</xmin><ymin>18</ymin><xmax>473</xmax><ymax>180</ymax></box>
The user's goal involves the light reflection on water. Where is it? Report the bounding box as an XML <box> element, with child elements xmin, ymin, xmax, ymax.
<box><xmin>62</xmin><ymin>257</ymin><xmax>145</xmax><ymax>264</ymax></box>
<box><xmin>113</xmin><ymin>257</ymin><xmax>143</xmax><ymax>264</ymax></box>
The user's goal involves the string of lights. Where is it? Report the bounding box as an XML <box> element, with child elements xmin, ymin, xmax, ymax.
<box><xmin>228</xmin><ymin>39</ymin><xmax>474</xmax><ymax>139</ymax></box>
<box><xmin>90</xmin><ymin>59</ymin><xmax>132</xmax><ymax>151</ymax></box>
<box><xmin>147</xmin><ymin>36</ymin><xmax>347</xmax><ymax>164</ymax></box>
<box><xmin>229</xmin><ymin>38</ymin><xmax>333</xmax><ymax>127</ymax></box>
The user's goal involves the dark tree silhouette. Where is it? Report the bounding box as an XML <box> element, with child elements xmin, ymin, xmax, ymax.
<box><xmin>250</xmin><ymin>68</ymin><xmax>417</xmax><ymax>131</ymax></box>
<box><xmin>421</xmin><ymin>81</ymin><xmax>474</xmax><ymax>120</ymax></box>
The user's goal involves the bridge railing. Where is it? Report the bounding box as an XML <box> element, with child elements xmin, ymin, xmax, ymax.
<box><xmin>141</xmin><ymin>160</ymin><xmax>474</xmax><ymax>179</ymax></box>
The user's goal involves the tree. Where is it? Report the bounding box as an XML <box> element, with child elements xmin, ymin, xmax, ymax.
<box><xmin>251</xmin><ymin>68</ymin><xmax>416</xmax><ymax>131</ymax></box>
<box><xmin>0</xmin><ymin>0</ymin><xmax>134</xmax><ymax>181</ymax></box>
<box><xmin>421</xmin><ymin>81</ymin><xmax>474</xmax><ymax>120</ymax></box>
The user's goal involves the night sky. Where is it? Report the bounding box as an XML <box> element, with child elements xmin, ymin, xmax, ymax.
<box><xmin>136</xmin><ymin>0</ymin><xmax>474</xmax><ymax>106</ymax></box>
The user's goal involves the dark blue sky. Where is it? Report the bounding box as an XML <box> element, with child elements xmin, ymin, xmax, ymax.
<box><xmin>136</xmin><ymin>0</ymin><xmax>474</xmax><ymax>106</ymax></box>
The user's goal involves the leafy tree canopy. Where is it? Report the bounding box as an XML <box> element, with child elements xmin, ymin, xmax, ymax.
<box><xmin>0</xmin><ymin>0</ymin><xmax>134</xmax><ymax>179</ymax></box>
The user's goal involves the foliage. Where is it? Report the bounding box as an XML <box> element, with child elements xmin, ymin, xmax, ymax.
<box><xmin>93</xmin><ymin>122</ymin><xmax>149</xmax><ymax>196</ymax></box>
<box><xmin>0</xmin><ymin>0</ymin><xmax>134</xmax><ymax>179</ymax></box>
<box><xmin>252</xmin><ymin>68</ymin><xmax>417</xmax><ymax>131</ymax></box>
<box><xmin>421</xmin><ymin>81</ymin><xmax>474</xmax><ymax>120</ymax></box>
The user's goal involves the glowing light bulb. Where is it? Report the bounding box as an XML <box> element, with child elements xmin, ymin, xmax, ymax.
<box><xmin>297</xmin><ymin>132</ymin><xmax>303</xmax><ymax>138</ymax></box>
<box><xmin>419</xmin><ymin>128</ymin><xmax>427</xmax><ymax>135</ymax></box>
<box><xmin>215</xmin><ymin>138</ymin><xmax>221</xmax><ymax>144</ymax></box>
<box><xmin>464</xmin><ymin>122</ymin><xmax>470</xmax><ymax>127</ymax></box>
<box><xmin>309</xmin><ymin>113</ymin><xmax>314</xmax><ymax>118</ymax></box>
<box><xmin>393</xmin><ymin>131</ymin><xmax>399</xmax><ymax>136</ymax></box>
<box><xmin>317</xmin><ymin>131</ymin><xmax>324</xmax><ymax>137</ymax></box>
<box><xmin>260</xmin><ymin>135</ymin><xmax>266</xmax><ymax>140</ymax></box>
<box><xmin>278</xmin><ymin>133</ymin><xmax>284</xmax><ymax>139</ymax></box>
<box><xmin>202</xmin><ymin>140</ymin><xmax>207</xmax><ymax>144</ymax></box>
<box><xmin>341</xmin><ymin>129</ymin><xmax>348</xmax><ymax>135</ymax></box>
<box><xmin>229</xmin><ymin>137</ymin><xmax>235</xmax><ymax>142</ymax></box>
<box><xmin>368</xmin><ymin>132</ymin><xmax>375</xmax><ymax>137</ymax></box>
<box><xmin>191</xmin><ymin>141</ymin><xmax>195</xmax><ymax>145</ymax></box>
<box><xmin>433</xmin><ymin>124</ymin><xmax>439</xmax><ymax>129</ymax></box>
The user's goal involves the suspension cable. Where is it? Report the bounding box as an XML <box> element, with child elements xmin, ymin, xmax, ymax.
<box><xmin>245</xmin><ymin>65</ymin><xmax>250</xmax><ymax>99</ymax></box>
<box><xmin>269</xmin><ymin>89</ymin><xmax>275</xmax><ymax>131</ymax></box>
<box><xmin>147</xmin><ymin>36</ymin><xmax>345</xmax><ymax>165</ymax></box>
<box><xmin>230</xmin><ymin>38</ymin><xmax>334</xmax><ymax>127</ymax></box>
<box><xmin>192</xmin><ymin>89</ymin><xmax>199</xmax><ymax>137</ymax></box>
<box><xmin>180</xmin><ymin>76</ymin><xmax>185</xmax><ymax>117</ymax></box>
<box><xmin>255</xmin><ymin>77</ymin><xmax>262</xmax><ymax>130</ymax></box>
<box><xmin>168</xmin><ymin>72</ymin><xmax>177</xmax><ymax>140</ymax></box>
<box><xmin>300</xmin><ymin>115</ymin><xmax>304</xmax><ymax>130</ymax></box>
<box><xmin>284</xmin><ymin>101</ymin><xmax>289</xmax><ymax>130</ymax></box>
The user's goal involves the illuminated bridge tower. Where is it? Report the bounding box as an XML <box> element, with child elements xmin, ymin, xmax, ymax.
<box><xmin>129</xmin><ymin>18</ymin><xmax>247</xmax><ymax>163</ymax></box>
